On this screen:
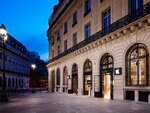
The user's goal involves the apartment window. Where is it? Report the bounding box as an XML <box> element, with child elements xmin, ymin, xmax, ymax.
<box><xmin>12</xmin><ymin>78</ymin><xmax>15</xmax><ymax>87</ymax></box>
<box><xmin>84</xmin><ymin>0</ymin><xmax>91</xmax><ymax>16</ymax></box>
<box><xmin>52</xmin><ymin>50</ymin><xmax>55</xmax><ymax>58</ymax></box>
<box><xmin>57</xmin><ymin>29</ymin><xmax>60</xmax><ymax>40</ymax></box>
<box><xmin>128</xmin><ymin>0</ymin><xmax>143</xmax><ymax>16</ymax></box>
<box><xmin>16</xmin><ymin>78</ymin><xmax>18</xmax><ymax>88</ymax></box>
<box><xmin>102</xmin><ymin>8</ymin><xmax>111</xmax><ymax>29</ymax></box>
<box><xmin>85</xmin><ymin>23</ymin><xmax>91</xmax><ymax>39</ymax></box>
<box><xmin>57</xmin><ymin>46</ymin><xmax>60</xmax><ymax>55</ymax></box>
<box><xmin>19</xmin><ymin>79</ymin><xmax>21</xmax><ymax>87</ymax></box>
<box><xmin>72</xmin><ymin>11</ymin><xmax>77</xmax><ymax>27</ymax></box>
<box><xmin>126</xmin><ymin>43</ymin><xmax>149</xmax><ymax>86</ymax></box>
<box><xmin>64</xmin><ymin>40</ymin><xmax>67</xmax><ymax>51</ymax></box>
<box><xmin>8</xmin><ymin>78</ymin><xmax>11</xmax><ymax>87</ymax></box>
<box><xmin>0</xmin><ymin>77</ymin><xmax>2</xmax><ymax>87</ymax></box>
<box><xmin>51</xmin><ymin>35</ymin><xmax>54</xmax><ymax>45</ymax></box>
<box><xmin>22</xmin><ymin>79</ymin><xmax>24</xmax><ymax>88</ymax></box>
<box><xmin>0</xmin><ymin>52</ymin><xmax>2</xmax><ymax>59</ymax></box>
<box><xmin>64</xmin><ymin>21</ymin><xmax>68</xmax><ymax>34</ymax></box>
<box><xmin>72</xmin><ymin>33</ymin><xmax>77</xmax><ymax>46</ymax></box>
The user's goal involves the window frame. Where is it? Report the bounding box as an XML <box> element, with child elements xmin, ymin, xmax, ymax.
<box><xmin>125</xmin><ymin>43</ymin><xmax>149</xmax><ymax>86</ymax></box>
<box><xmin>84</xmin><ymin>22</ymin><xmax>91</xmax><ymax>39</ymax></box>
<box><xmin>72</xmin><ymin>11</ymin><xmax>77</xmax><ymax>27</ymax></box>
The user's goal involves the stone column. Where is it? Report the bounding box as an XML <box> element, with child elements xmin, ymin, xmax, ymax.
<box><xmin>92</xmin><ymin>61</ymin><xmax>99</xmax><ymax>97</ymax></box>
<box><xmin>78</xmin><ymin>65</ymin><xmax>83</xmax><ymax>95</ymax></box>
<box><xmin>134</xmin><ymin>90</ymin><xmax>139</xmax><ymax>102</ymax></box>
<box><xmin>68</xmin><ymin>66</ymin><xmax>71</xmax><ymax>92</ymax></box>
<box><xmin>48</xmin><ymin>69</ymin><xmax>52</xmax><ymax>92</ymax></box>
<box><xmin>60</xmin><ymin>67</ymin><xmax>63</xmax><ymax>93</ymax></box>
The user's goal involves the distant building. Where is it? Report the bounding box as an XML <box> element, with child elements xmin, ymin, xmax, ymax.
<box><xmin>29</xmin><ymin>52</ymin><xmax>40</xmax><ymax>62</ymax></box>
<box><xmin>29</xmin><ymin>52</ymin><xmax>48</xmax><ymax>89</ymax></box>
<box><xmin>47</xmin><ymin>0</ymin><xmax>150</xmax><ymax>102</ymax></box>
<box><xmin>0</xmin><ymin>34</ymin><xmax>30</xmax><ymax>91</ymax></box>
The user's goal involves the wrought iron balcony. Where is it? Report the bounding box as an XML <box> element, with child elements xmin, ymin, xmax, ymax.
<box><xmin>48</xmin><ymin>2</ymin><xmax>150</xmax><ymax>64</ymax></box>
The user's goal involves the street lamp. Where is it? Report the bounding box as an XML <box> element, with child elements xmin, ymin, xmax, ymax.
<box><xmin>0</xmin><ymin>24</ymin><xmax>9</xmax><ymax>102</ymax></box>
<box><xmin>31</xmin><ymin>64</ymin><xmax>36</xmax><ymax>93</ymax></box>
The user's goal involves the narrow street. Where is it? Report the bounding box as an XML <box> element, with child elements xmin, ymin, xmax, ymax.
<box><xmin>0</xmin><ymin>92</ymin><xmax>150</xmax><ymax>113</ymax></box>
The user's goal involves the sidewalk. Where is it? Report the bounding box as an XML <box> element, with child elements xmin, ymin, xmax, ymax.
<box><xmin>0</xmin><ymin>92</ymin><xmax>150</xmax><ymax>113</ymax></box>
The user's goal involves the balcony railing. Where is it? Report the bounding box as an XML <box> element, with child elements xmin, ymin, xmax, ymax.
<box><xmin>48</xmin><ymin>2</ymin><xmax>150</xmax><ymax>64</ymax></box>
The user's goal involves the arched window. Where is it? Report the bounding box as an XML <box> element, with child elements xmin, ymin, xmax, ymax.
<box><xmin>126</xmin><ymin>43</ymin><xmax>149</xmax><ymax>86</ymax></box>
<box><xmin>83</xmin><ymin>59</ymin><xmax>92</xmax><ymax>95</ymax></box>
<box><xmin>100</xmin><ymin>53</ymin><xmax>113</xmax><ymax>72</ymax></box>
<box><xmin>56</xmin><ymin>68</ymin><xmax>60</xmax><ymax>85</ymax></box>
<box><xmin>84</xmin><ymin>59</ymin><xmax>92</xmax><ymax>74</ymax></box>
<box><xmin>72</xmin><ymin>63</ymin><xmax>78</xmax><ymax>75</ymax></box>
<box><xmin>63</xmin><ymin>66</ymin><xmax>68</xmax><ymax>85</ymax></box>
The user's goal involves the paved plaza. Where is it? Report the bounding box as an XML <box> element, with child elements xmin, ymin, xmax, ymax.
<box><xmin>0</xmin><ymin>92</ymin><xmax>150</xmax><ymax>113</ymax></box>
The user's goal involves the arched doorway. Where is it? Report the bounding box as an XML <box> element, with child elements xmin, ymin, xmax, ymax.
<box><xmin>100</xmin><ymin>53</ymin><xmax>114</xmax><ymax>99</ymax></box>
<box><xmin>72</xmin><ymin>63</ymin><xmax>78</xmax><ymax>94</ymax></box>
<box><xmin>56</xmin><ymin>68</ymin><xmax>60</xmax><ymax>92</ymax></box>
<box><xmin>51</xmin><ymin>70</ymin><xmax>55</xmax><ymax>92</ymax></box>
<box><xmin>83</xmin><ymin>59</ymin><xmax>92</xmax><ymax>96</ymax></box>
<box><xmin>63</xmin><ymin>66</ymin><xmax>68</xmax><ymax>92</ymax></box>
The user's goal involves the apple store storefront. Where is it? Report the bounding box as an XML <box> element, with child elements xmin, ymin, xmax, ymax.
<box><xmin>49</xmin><ymin>43</ymin><xmax>150</xmax><ymax>103</ymax></box>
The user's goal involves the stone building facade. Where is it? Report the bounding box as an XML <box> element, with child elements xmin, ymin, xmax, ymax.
<box><xmin>0</xmin><ymin>34</ymin><xmax>30</xmax><ymax>91</ymax></box>
<box><xmin>47</xmin><ymin>0</ymin><xmax>150</xmax><ymax>102</ymax></box>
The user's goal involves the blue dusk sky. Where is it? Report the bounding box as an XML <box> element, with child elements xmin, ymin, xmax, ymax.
<box><xmin>0</xmin><ymin>0</ymin><xmax>58</xmax><ymax>61</ymax></box>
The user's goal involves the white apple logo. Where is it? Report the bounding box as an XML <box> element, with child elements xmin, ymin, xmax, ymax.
<box><xmin>115</xmin><ymin>69</ymin><xmax>120</xmax><ymax>75</ymax></box>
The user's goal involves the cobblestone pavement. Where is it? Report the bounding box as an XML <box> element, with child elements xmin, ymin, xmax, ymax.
<box><xmin>0</xmin><ymin>92</ymin><xmax>150</xmax><ymax>113</ymax></box>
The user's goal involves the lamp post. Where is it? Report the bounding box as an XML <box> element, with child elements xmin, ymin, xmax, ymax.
<box><xmin>0</xmin><ymin>24</ymin><xmax>9</xmax><ymax>102</ymax></box>
<box><xmin>31</xmin><ymin>64</ymin><xmax>36</xmax><ymax>93</ymax></box>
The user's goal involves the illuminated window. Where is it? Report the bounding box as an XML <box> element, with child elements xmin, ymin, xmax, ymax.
<box><xmin>126</xmin><ymin>43</ymin><xmax>149</xmax><ymax>86</ymax></box>
<box><xmin>83</xmin><ymin>59</ymin><xmax>92</xmax><ymax>95</ymax></box>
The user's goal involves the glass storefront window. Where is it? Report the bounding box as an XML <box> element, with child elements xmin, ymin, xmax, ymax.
<box><xmin>126</xmin><ymin>43</ymin><xmax>149</xmax><ymax>86</ymax></box>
